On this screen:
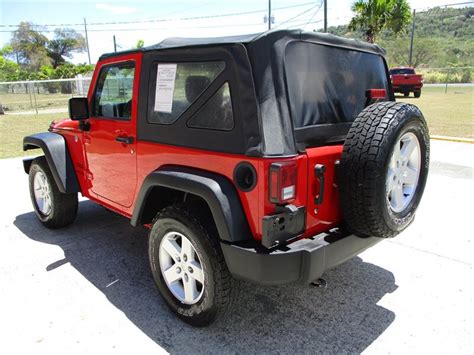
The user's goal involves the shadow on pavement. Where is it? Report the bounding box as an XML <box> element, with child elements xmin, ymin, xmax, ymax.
<box><xmin>14</xmin><ymin>200</ymin><xmax>397</xmax><ymax>353</ymax></box>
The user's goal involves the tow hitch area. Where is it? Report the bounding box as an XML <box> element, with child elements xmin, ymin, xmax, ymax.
<box><xmin>262</xmin><ymin>205</ymin><xmax>306</xmax><ymax>248</ymax></box>
<box><xmin>311</xmin><ymin>278</ymin><xmax>328</xmax><ymax>289</ymax></box>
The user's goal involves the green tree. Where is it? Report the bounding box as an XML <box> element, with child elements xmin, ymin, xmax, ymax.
<box><xmin>0</xmin><ymin>55</ymin><xmax>20</xmax><ymax>81</ymax></box>
<box><xmin>10</xmin><ymin>22</ymin><xmax>51</xmax><ymax>70</ymax></box>
<box><xmin>47</xmin><ymin>28</ymin><xmax>86</xmax><ymax>68</ymax></box>
<box><xmin>0</xmin><ymin>45</ymin><xmax>13</xmax><ymax>57</ymax></box>
<box><xmin>380</xmin><ymin>37</ymin><xmax>439</xmax><ymax>67</ymax></box>
<box><xmin>349</xmin><ymin>0</ymin><xmax>412</xmax><ymax>43</ymax></box>
<box><xmin>135</xmin><ymin>39</ymin><xmax>145</xmax><ymax>49</ymax></box>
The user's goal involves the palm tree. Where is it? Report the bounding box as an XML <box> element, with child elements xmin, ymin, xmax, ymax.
<box><xmin>349</xmin><ymin>0</ymin><xmax>411</xmax><ymax>43</ymax></box>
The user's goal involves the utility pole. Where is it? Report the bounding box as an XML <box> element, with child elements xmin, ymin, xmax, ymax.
<box><xmin>408</xmin><ymin>9</ymin><xmax>416</xmax><ymax>67</ymax></box>
<box><xmin>268</xmin><ymin>0</ymin><xmax>272</xmax><ymax>30</ymax></box>
<box><xmin>323</xmin><ymin>0</ymin><xmax>327</xmax><ymax>32</ymax></box>
<box><xmin>83</xmin><ymin>18</ymin><xmax>91</xmax><ymax>65</ymax></box>
<box><xmin>113</xmin><ymin>35</ymin><xmax>117</xmax><ymax>52</ymax></box>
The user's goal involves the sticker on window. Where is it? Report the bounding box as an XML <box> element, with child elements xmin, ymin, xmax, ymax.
<box><xmin>154</xmin><ymin>64</ymin><xmax>177</xmax><ymax>113</ymax></box>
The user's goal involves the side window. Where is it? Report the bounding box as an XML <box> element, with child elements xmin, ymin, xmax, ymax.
<box><xmin>148</xmin><ymin>61</ymin><xmax>225</xmax><ymax>125</ymax></box>
<box><xmin>93</xmin><ymin>62</ymin><xmax>135</xmax><ymax>119</ymax></box>
<box><xmin>187</xmin><ymin>83</ymin><xmax>234</xmax><ymax>131</ymax></box>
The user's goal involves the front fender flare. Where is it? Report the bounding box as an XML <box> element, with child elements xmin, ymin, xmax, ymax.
<box><xmin>131</xmin><ymin>166</ymin><xmax>252</xmax><ymax>243</ymax></box>
<box><xmin>23</xmin><ymin>132</ymin><xmax>80</xmax><ymax>193</ymax></box>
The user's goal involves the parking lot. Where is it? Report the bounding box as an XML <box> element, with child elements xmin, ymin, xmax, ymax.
<box><xmin>0</xmin><ymin>139</ymin><xmax>472</xmax><ymax>354</ymax></box>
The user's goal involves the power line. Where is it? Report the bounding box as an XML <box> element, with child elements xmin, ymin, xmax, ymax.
<box><xmin>288</xmin><ymin>19</ymin><xmax>323</xmax><ymax>30</ymax></box>
<box><xmin>272</xmin><ymin>2</ymin><xmax>321</xmax><ymax>30</ymax></box>
<box><xmin>0</xmin><ymin>2</ymin><xmax>316</xmax><ymax>28</ymax></box>
<box><xmin>302</xmin><ymin>2</ymin><xmax>324</xmax><ymax>30</ymax></box>
<box><xmin>0</xmin><ymin>6</ymin><xmax>326</xmax><ymax>34</ymax></box>
<box><xmin>1</xmin><ymin>22</ymin><xmax>262</xmax><ymax>34</ymax></box>
<box><xmin>415</xmin><ymin>1</ymin><xmax>474</xmax><ymax>11</ymax></box>
<box><xmin>0</xmin><ymin>13</ymin><xmax>326</xmax><ymax>34</ymax></box>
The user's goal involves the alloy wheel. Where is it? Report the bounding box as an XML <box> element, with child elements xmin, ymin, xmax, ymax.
<box><xmin>159</xmin><ymin>231</ymin><xmax>205</xmax><ymax>304</ymax></box>
<box><xmin>386</xmin><ymin>132</ymin><xmax>421</xmax><ymax>213</ymax></box>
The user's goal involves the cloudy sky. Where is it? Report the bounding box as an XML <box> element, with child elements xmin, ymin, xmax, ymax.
<box><xmin>0</xmin><ymin>0</ymin><xmax>467</xmax><ymax>64</ymax></box>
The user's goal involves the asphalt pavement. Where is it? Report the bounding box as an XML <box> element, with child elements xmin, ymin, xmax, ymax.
<box><xmin>0</xmin><ymin>139</ymin><xmax>472</xmax><ymax>354</ymax></box>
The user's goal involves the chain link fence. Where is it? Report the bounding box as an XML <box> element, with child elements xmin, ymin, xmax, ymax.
<box><xmin>0</xmin><ymin>75</ymin><xmax>92</xmax><ymax>115</ymax></box>
<box><xmin>0</xmin><ymin>68</ymin><xmax>472</xmax><ymax>115</ymax></box>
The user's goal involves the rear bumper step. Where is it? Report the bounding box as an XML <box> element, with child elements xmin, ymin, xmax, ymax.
<box><xmin>221</xmin><ymin>230</ymin><xmax>381</xmax><ymax>285</ymax></box>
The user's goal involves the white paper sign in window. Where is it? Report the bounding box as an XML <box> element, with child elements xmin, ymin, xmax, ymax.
<box><xmin>154</xmin><ymin>63</ymin><xmax>177</xmax><ymax>113</ymax></box>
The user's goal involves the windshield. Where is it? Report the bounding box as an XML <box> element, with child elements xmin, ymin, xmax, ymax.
<box><xmin>284</xmin><ymin>41</ymin><xmax>389</xmax><ymax>129</ymax></box>
<box><xmin>390</xmin><ymin>68</ymin><xmax>415</xmax><ymax>75</ymax></box>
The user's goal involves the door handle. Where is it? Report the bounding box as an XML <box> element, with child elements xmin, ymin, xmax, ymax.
<box><xmin>115</xmin><ymin>136</ymin><xmax>134</xmax><ymax>144</ymax></box>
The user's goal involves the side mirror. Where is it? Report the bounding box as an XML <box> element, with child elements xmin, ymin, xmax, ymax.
<box><xmin>69</xmin><ymin>97</ymin><xmax>89</xmax><ymax>120</ymax></box>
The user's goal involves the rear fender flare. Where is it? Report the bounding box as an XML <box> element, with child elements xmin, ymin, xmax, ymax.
<box><xmin>131</xmin><ymin>166</ymin><xmax>252</xmax><ymax>243</ymax></box>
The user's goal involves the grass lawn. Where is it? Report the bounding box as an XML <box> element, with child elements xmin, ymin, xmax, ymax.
<box><xmin>0</xmin><ymin>92</ymin><xmax>72</xmax><ymax>112</ymax></box>
<box><xmin>0</xmin><ymin>85</ymin><xmax>472</xmax><ymax>159</ymax></box>
<box><xmin>396</xmin><ymin>85</ymin><xmax>473</xmax><ymax>138</ymax></box>
<box><xmin>0</xmin><ymin>112</ymin><xmax>66</xmax><ymax>159</ymax></box>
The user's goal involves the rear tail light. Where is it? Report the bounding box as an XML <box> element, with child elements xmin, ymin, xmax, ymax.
<box><xmin>366</xmin><ymin>89</ymin><xmax>387</xmax><ymax>99</ymax></box>
<box><xmin>269</xmin><ymin>162</ymin><xmax>297</xmax><ymax>204</ymax></box>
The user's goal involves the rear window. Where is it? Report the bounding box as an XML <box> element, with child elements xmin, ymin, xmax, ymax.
<box><xmin>390</xmin><ymin>68</ymin><xmax>415</xmax><ymax>75</ymax></box>
<box><xmin>284</xmin><ymin>42</ymin><xmax>389</xmax><ymax>128</ymax></box>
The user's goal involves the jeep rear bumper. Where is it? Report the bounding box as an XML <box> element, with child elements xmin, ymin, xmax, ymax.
<box><xmin>221</xmin><ymin>231</ymin><xmax>381</xmax><ymax>285</ymax></box>
<box><xmin>393</xmin><ymin>84</ymin><xmax>423</xmax><ymax>91</ymax></box>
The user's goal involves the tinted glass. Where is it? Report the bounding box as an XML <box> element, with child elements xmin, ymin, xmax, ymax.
<box><xmin>390</xmin><ymin>68</ymin><xmax>415</xmax><ymax>75</ymax></box>
<box><xmin>285</xmin><ymin>42</ymin><xmax>389</xmax><ymax>128</ymax></box>
<box><xmin>148</xmin><ymin>61</ymin><xmax>225</xmax><ymax>125</ymax></box>
<box><xmin>93</xmin><ymin>63</ymin><xmax>135</xmax><ymax>119</ymax></box>
<box><xmin>187</xmin><ymin>82</ymin><xmax>234</xmax><ymax>131</ymax></box>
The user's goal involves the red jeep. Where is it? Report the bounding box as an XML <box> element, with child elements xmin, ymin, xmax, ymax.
<box><xmin>390</xmin><ymin>67</ymin><xmax>423</xmax><ymax>98</ymax></box>
<box><xmin>23</xmin><ymin>30</ymin><xmax>429</xmax><ymax>326</ymax></box>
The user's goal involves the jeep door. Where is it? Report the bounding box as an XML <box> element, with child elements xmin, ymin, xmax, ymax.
<box><xmin>84</xmin><ymin>54</ymin><xmax>141</xmax><ymax>208</ymax></box>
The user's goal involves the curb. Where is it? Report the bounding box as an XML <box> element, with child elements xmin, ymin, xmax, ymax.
<box><xmin>430</xmin><ymin>135</ymin><xmax>474</xmax><ymax>144</ymax></box>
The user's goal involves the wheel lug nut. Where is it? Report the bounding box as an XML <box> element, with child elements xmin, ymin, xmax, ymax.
<box><xmin>176</xmin><ymin>256</ymin><xmax>180</xmax><ymax>262</ymax></box>
<box><xmin>183</xmin><ymin>254</ymin><xmax>187</xmax><ymax>262</ymax></box>
<box><xmin>184</xmin><ymin>274</ymin><xmax>189</xmax><ymax>282</ymax></box>
<box><xmin>176</xmin><ymin>267</ymin><xmax>181</xmax><ymax>274</ymax></box>
<box><xmin>188</xmin><ymin>266</ymin><xmax>193</xmax><ymax>273</ymax></box>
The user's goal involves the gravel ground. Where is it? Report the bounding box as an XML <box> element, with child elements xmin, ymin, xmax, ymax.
<box><xmin>0</xmin><ymin>140</ymin><xmax>472</xmax><ymax>354</ymax></box>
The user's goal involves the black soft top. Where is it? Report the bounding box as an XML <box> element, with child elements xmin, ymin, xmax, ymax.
<box><xmin>100</xmin><ymin>29</ymin><xmax>385</xmax><ymax>60</ymax></box>
<box><xmin>107</xmin><ymin>30</ymin><xmax>390</xmax><ymax>157</ymax></box>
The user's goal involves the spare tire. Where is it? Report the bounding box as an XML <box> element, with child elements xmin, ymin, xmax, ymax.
<box><xmin>339</xmin><ymin>102</ymin><xmax>429</xmax><ymax>238</ymax></box>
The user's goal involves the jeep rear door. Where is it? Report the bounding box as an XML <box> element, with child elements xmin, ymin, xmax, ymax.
<box><xmin>283</xmin><ymin>42</ymin><xmax>391</xmax><ymax>235</ymax></box>
<box><xmin>84</xmin><ymin>54</ymin><xmax>141</xmax><ymax>208</ymax></box>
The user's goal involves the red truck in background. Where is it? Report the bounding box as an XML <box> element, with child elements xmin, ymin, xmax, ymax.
<box><xmin>390</xmin><ymin>67</ymin><xmax>423</xmax><ymax>98</ymax></box>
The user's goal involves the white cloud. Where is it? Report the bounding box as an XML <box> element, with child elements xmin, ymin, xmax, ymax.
<box><xmin>95</xmin><ymin>3</ymin><xmax>138</xmax><ymax>15</ymax></box>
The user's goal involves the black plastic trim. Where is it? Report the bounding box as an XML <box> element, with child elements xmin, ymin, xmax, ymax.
<box><xmin>221</xmin><ymin>229</ymin><xmax>381</xmax><ymax>285</ymax></box>
<box><xmin>131</xmin><ymin>166</ymin><xmax>252</xmax><ymax>243</ymax></box>
<box><xmin>294</xmin><ymin>123</ymin><xmax>352</xmax><ymax>151</ymax></box>
<box><xmin>22</xmin><ymin>157</ymin><xmax>35</xmax><ymax>174</ymax></box>
<box><xmin>262</xmin><ymin>205</ymin><xmax>306</xmax><ymax>248</ymax></box>
<box><xmin>23</xmin><ymin>132</ymin><xmax>80</xmax><ymax>193</ymax></box>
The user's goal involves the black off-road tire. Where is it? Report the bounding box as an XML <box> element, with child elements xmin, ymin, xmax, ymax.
<box><xmin>414</xmin><ymin>91</ymin><xmax>421</xmax><ymax>98</ymax></box>
<box><xmin>404</xmin><ymin>92</ymin><xmax>410</xmax><ymax>97</ymax></box>
<box><xmin>339</xmin><ymin>102</ymin><xmax>429</xmax><ymax>238</ymax></box>
<box><xmin>148</xmin><ymin>204</ymin><xmax>236</xmax><ymax>327</ymax></box>
<box><xmin>28</xmin><ymin>156</ymin><xmax>78</xmax><ymax>229</ymax></box>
